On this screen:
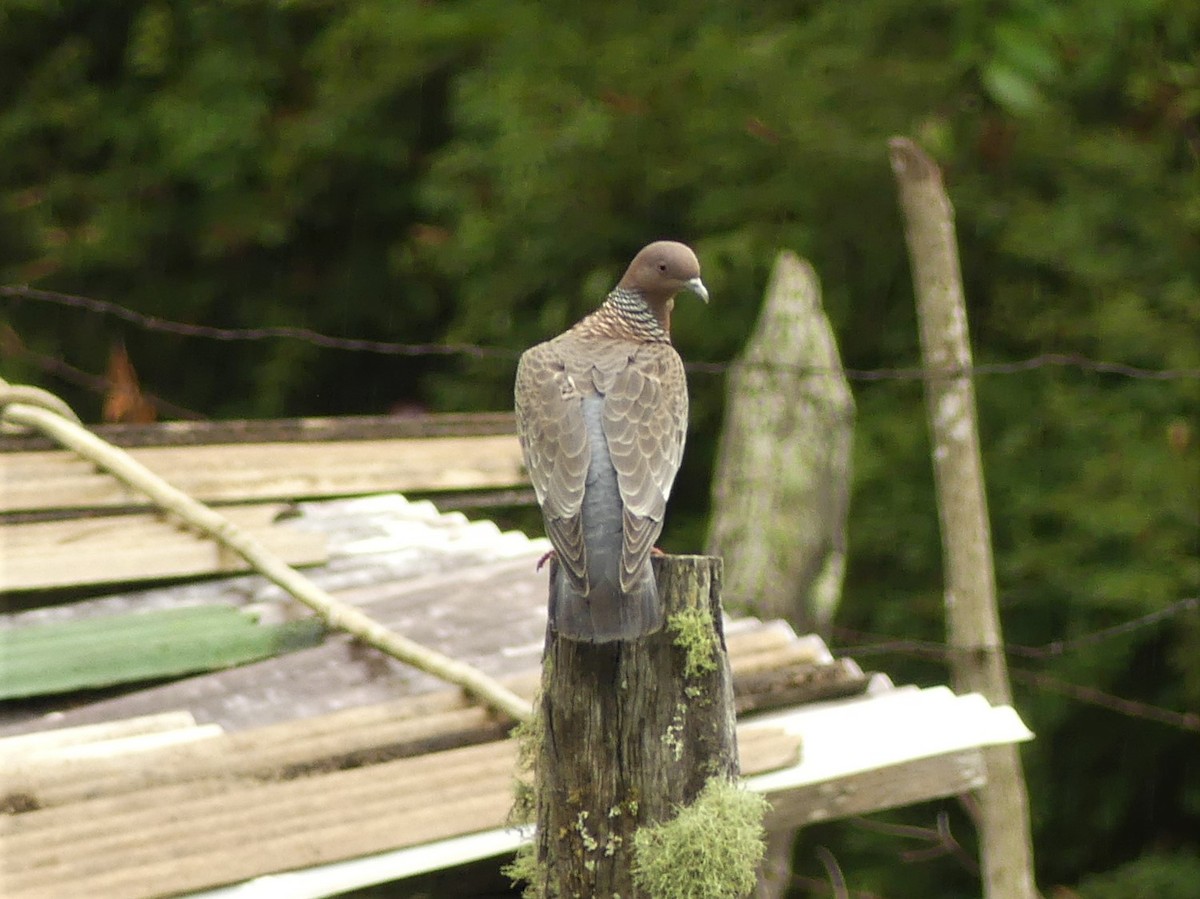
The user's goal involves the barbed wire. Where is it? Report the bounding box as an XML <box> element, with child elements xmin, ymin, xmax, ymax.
<box><xmin>686</xmin><ymin>354</ymin><xmax>1200</xmax><ymax>381</ymax></box>
<box><xmin>1008</xmin><ymin>668</ymin><xmax>1199</xmax><ymax>732</ymax></box>
<box><xmin>831</xmin><ymin>597</ymin><xmax>1200</xmax><ymax>733</ymax></box>
<box><xmin>834</xmin><ymin>597</ymin><xmax>1198</xmax><ymax>662</ymax></box>
<box><xmin>1004</xmin><ymin>597</ymin><xmax>1200</xmax><ymax>659</ymax></box>
<box><xmin>5</xmin><ymin>284</ymin><xmax>1200</xmax><ymax>381</ymax></box>
<box><xmin>0</xmin><ymin>285</ymin><xmax>511</xmax><ymax>359</ymax></box>
<box><xmin>4</xmin><ymin>287</ymin><xmax>1196</xmax><ymax>733</ymax></box>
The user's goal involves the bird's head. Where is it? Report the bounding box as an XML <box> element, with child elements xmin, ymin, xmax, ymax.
<box><xmin>618</xmin><ymin>241</ymin><xmax>709</xmax><ymax>307</ymax></box>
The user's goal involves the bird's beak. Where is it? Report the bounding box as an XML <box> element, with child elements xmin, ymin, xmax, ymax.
<box><xmin>684</xmin><ymin>277</ymin><xmax>709</xmax><ymax>303</ymax></box>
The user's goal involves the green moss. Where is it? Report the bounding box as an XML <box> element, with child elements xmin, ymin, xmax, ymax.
<box><xmin>508</xmin><ymin>777</ymin><xmax>536</xmax><ymax>826</ymax></box>
<box><xmin>510</xmin><ymin>712</ymin><xmax>542</xmax><ymax>771</ymax></box>
<box><xmin>505</xmin><ymin>709</ymin><xmax>544</xmax><ymax>888</ymax></box>
<box><xmin>667</xmin><ymin>607</ymin><xmax>718</xmax><ymax>679</ymax></box>
<box><xmin>501</xmin><ymin>841</ymin><xmax>541</xmax><ymax>899</ymax></box>
<box><xmin>506</xmin><ymin>711</ymin><xmax>542</xmax><ymax>826</ymax></box>
<box><xmin>632</xmin><ymin>778</ymin><xmax>770</xmax><ymax>899</ymax></box>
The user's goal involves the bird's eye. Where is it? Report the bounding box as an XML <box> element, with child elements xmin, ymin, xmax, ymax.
<box><xmin>657</xmin><ymin>262</ymin><xmax>667</xmax><ymax>272</ymax></box>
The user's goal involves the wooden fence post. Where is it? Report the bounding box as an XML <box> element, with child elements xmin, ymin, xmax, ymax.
<box><xmin>706</xmin><ymin>250</ymin><xmax>854</xmax><ymax>637</ymax></box>
<box><xmin>704</xmin><ymin>251</ymin><xmax>854</xmax><ymax>897</ymax></box>
<box><xmin>529</xmin><ymin>554</ymin><xmax>755</xmax><ymax>897</ymax></box>
<box><xmin>889</xmin><ymin>136</ymin><xmax>1040</xmax><ymax>899</ymax></box>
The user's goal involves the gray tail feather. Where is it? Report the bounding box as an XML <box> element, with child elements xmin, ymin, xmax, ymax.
<box><xmin>550</xmin><ymin>565</ymin><xmax>663</xmax><ymax>643</ymax></box>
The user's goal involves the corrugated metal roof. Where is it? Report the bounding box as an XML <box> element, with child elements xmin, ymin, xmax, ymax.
<box><xmin>1</xmin><ymin>494</ymin><xmax>552</xmax><ymax>734</ymax></box>
<box><xmin>0</xmin><ymin>491</ymin><xmax>1033</xmax><ymax>898</ymax></box>
<box><xmin>184</xmin><ymin>687</ymin><xmax>1032</xmax><ymax>899</ymax></box>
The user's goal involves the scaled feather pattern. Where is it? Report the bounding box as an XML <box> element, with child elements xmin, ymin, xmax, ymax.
<box><xmin>515</xmin><ymin>241</ymin><xmax>708</xmax><ymax>642</ymax></box>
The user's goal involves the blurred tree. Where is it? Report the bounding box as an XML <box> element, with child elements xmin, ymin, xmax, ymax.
<box><xmin>1</xmin><ymin>0</ymin><xmax>1197</xmax><ymax>896</ymax></box>
<box><xmin>1076</xmin><ymin>851</ymin><xmax>1200</xmax><ymax>899</ymax></box>
<box><xmin>0</xmin><ymin>0</ymin><xmax>497</xmax><ymax>415</ymax></box>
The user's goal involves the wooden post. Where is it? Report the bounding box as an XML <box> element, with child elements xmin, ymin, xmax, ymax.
<box><xmin>706</xmin><ymin>250</ymin><xmax>854</xmax><ymax>636</ymax></box>
<box><xmin>704</xmin><ymin>251</ymin><xmax>854</xmax><ymax>897</ymax></box>
<box><xmin>532</xmin><ymin>554</ymin><xmax>742</xmax><ymax>897</ymax></box>
<box><xmin>889</xmin><ymin>137</ymin><xmax>1040</xmax><ymax>899</ymax></box>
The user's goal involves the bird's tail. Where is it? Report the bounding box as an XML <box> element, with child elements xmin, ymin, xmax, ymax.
<box><xmin>550</xmin><ymin>563</ymin><xmax>662</xmax><ymax>643</ymax></box>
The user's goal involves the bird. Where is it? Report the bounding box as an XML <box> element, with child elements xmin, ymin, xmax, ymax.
<box><xmin>515</xmin><ymin>241</ymin><xmax>709</xmax><ymax>643</ymax></box>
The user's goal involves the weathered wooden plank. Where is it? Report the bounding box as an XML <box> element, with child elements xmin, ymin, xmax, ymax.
<box><xmin>0</xmin><ymin>412</ymin><xmax>519</xmax><ymax>452</ymax></box>
<box><xmin>0</xmin><ymin>712</ymin><xmax>200</xmax><ymax>760</ymax></box>
<box><xmin>738</xmin><ymin>725</ymin><xmax>803</xmax><ymax>773</ymax></box>
<box><xmin>3</xmin><ymin>502</ymin><xmax>284</xmax><ymax>549</ymax></box>
<box><xmin>2</xmin><ymin>706</ymin><xmax>506</xmax><ymax>807</ymax></box>
<box><xmin>0</xmin><ymin>504</ymin><xmax>328</xmax><ymax>590</ymax></box>
<box><xmin>0</xmin><ymin>434</ymin><xmax>527</xmax><ymax>513</ymax></box>
<box><xmin>0</xmin><ymin>632</ymin><xmax>830</xmax><ymax>811</ymax></box>
<box><xmin>734</xmin><ymin>658</ymin><xmax>871</xmax><ymax>713</ymax></box>
<box><xmin>729</xmin><ymin>628</ymin><xmax>835</xmax><ymax>672</ymax></box>
<box><xmin>724</xmin><ymin>620</ymin><xmax>797</xmax><ymax>657</ymax></box>
<box><xmin>0</xmin><ymin>641</ymin><xmax>1025</xmax><ymax>899</ymax></box>
<box><xmin>0</xmin><ymin>606</ymin><xmax>325</xmax><ymax>700</ymax></box>
<box><xmin>759</xmin><ymin>748</ymin><xmax>986</xmax><ymax>828</ymax></box>
<box><xmin>0</xmin><ymin>741</ymin><xmax>519</xmax><ymax>899</ymax></box>
<box><xmin>0</xmin><ymin>724</ymin><xmax>800</xmax><ymax>899</ymax></box>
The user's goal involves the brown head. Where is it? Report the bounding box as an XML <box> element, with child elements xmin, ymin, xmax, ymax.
<box><xmin>617</xmin><ymin>241</ymin><xmax>709</xmax><ymax>310</ymax></box>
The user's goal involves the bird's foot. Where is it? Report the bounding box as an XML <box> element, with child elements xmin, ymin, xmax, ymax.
<box><xmin>650</xmin><ymin>546</ymin><xmax>666</xmax><ymax>557</ymax></box>
<box><xmin>536</xmin><ymin>549</ymin><xmax>557</xmax><ymax>571</ymax></box>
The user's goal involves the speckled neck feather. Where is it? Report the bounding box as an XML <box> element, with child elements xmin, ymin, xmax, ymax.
<box><xmin>574</xmin><ymin>287</ymin><xmax>670</xmax><ymax>343</ymax></box>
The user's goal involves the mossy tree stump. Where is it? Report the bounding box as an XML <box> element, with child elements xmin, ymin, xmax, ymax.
<box><xmin>533</xmin><ymin>554</ymin><xmax>739</xmax><ymax>897</ymax></box>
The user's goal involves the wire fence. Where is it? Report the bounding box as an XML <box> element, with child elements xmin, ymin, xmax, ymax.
<box><xmin>830</xmin><ymin>596</ymin><xmax>1200</xmax><ymax>733</ymax></box>
<box><xmin>5</xmin><ymin>285</ymin><xmax>1200</xmax><ymax>384</ymax></box>
<box><xmin>801</xmin><ymin>598</ymin><xmax>1200</xmax><ymax>890</ymax></box>
<box><xmin>3</xmin><ymin>284</ymin><xmax>1197</xmax><ymax>737</ymax></box>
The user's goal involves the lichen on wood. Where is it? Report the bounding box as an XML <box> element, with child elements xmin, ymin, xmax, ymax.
<box><xmin>705</xmin><ymin>252</ymin><xmax>854</xmax><ymax>636</ymax></box>
<box><xmin>667</xmin><ymin>607</ymin><xmax>718</xmax><ymax>679</ymax></box>
<box><xmin>632</xmin><ymin>777</ymin><xmax>769</xmax><ymax>899</ymax></box>
<box><xmin>527</xmin><ymin>555</ymin><xmax>741</xmax><ymax>897</ymax></box>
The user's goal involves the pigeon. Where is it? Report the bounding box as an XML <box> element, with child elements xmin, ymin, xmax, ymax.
<box><xmin>515</xmin><ymin>241</ymin><xmax>709</xmax><ymax>642</ymax></box>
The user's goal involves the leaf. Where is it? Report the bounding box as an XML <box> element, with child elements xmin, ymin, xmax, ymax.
<box><xmin>982</xmin><ymin>59</ymin><xmax>1049</xmax><ymax>115</ymax></box>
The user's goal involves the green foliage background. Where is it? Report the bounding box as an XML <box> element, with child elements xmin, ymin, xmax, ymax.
<box><xmin>2</xmin><ymin>1</ymin><xmax>1197</xmax><ymax>895</ymax></box>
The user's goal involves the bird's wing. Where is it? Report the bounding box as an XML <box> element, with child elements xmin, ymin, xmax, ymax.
<box><xmin>514</xmin><ymin>339</ymin><xmax>590</xmax><ymax>588</ymax></box>
<box><xmin>597</xmin><ymin>344</ymin><xmax>688</xmax><ymax>593</ymax></box>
